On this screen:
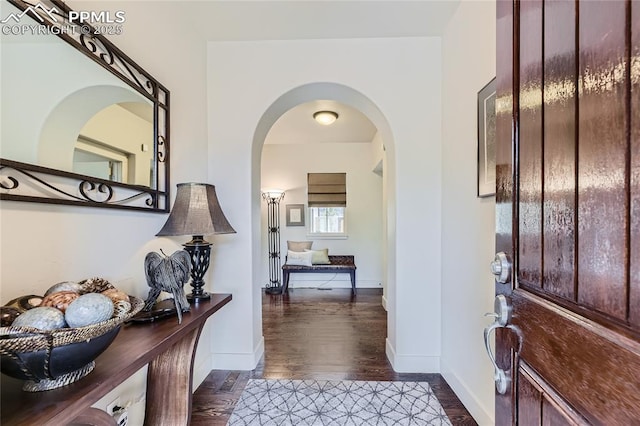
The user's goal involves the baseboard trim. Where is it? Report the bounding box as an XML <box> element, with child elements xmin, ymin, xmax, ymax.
<box><xmin>253</xmin><ymin>336</ymin><xmax>265</xmax><ymax>366</ymax></box>
<box><xmin>381</xmin><ymin>294</ymin><xmax>387</xmax><ymax>311</ymax></box>
<box><xmin>440</xmin><ymin>359</ymin><xmax>494</xmax><ymax>426</ymax></box>
<box><xmin>193</xmin><ymin>353</ymin><xmax>212</xmax><ymax>390</ymax></box>
<box><xmin>211</xmin><ymin>337</ymin><xmax>265</xmax><ymax>370</ymax></box>
<box><xmin>386</xmin><ymin>338</ymin><xmax>396</xmax><ymax>367</ymax></box>
<box><xmin>385</xmin><ymin>338</ymin><xmax>440</xmax><ymax>373</ymax></box>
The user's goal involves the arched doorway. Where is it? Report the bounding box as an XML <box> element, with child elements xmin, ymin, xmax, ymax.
<box><xmin>250</xmin><ymin>82</ymin><xmax>398</xmax><ymax>361</ymax></box>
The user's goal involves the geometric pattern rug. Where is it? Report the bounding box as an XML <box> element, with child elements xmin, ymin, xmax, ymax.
<box><xmin>227</xmin><ymin>379</ymin><xmax>453</xmax><ymax>425</ymax></box>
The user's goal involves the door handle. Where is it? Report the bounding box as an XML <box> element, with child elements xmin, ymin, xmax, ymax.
<box><xmin>483</xmin><ymin>294</ymin><xmax>516</xmax><ymax>395</ymax></box>
<box><xmin>484</xmin><ymin>319</ymin><xmax>510</xmax><ymax>394</ymax></box>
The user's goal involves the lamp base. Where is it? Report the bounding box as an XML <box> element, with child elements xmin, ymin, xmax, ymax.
<box><xmin>264</xmin><ymin>286</ymin><xmax>283</xmax><ymax>295</ymax></box>
<box><xmin>183</xmin><ymin>236</ymin><xmax>213</xmax><ymax>304</ymax></box>
<box><xmin>187</xmin><ymin>291</ymin><xmax>211</xmax><ymax>303</ymax></box>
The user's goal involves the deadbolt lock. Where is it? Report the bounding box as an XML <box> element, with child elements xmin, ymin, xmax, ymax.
<box><xmin>490</xmin><ymin>252</ymin><xmax>511</xmax><ymax>284</ymax></box>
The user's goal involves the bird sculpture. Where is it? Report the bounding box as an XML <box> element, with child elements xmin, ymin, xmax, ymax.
<box><xmin>143</xmin><ymin>249</ymin><xmax>192</xmax><ymax>324</ymax></box>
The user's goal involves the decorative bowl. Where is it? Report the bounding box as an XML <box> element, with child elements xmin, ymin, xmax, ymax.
<box><xmin>0</xmin><ymin>296</ymin><xmax>143</xmax><ymax>391</ymax></box>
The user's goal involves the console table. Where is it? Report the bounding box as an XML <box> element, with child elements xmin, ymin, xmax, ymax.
<box><xmin>1</xmin><ymin>293</ymin><xmax>232</xmax><ymax>426</ymax></box>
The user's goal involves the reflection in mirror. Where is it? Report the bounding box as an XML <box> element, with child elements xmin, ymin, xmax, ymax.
<box><xmin>1</xmin><ymin>24</ymin><xmax>155</xmax><ymax>187</ymax></box>
<box><xmin>0</xmin><ymin>0</ymin><xmax>169</xmax><ymax>212</ymax></box>
<box><xmin>73</xmin><ymin>101</ymin><xmax>153</xmax><ymax>186</ymax></box>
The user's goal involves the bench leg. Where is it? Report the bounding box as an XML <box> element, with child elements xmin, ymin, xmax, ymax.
<box><xmin>283</xmin><ymin>271</ymin><xmax>290</xmax><ymax>293</ymax></box>
<box><xmin>350</xmin><ymin>271</ymin><xmax>356</xmax><ymax>294</ymax></box>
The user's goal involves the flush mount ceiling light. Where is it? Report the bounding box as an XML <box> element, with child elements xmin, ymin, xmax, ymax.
<box><xmin>313</xmin><ymin>110</ymin><xmax>339</xmax><ymax>125</ymax></box>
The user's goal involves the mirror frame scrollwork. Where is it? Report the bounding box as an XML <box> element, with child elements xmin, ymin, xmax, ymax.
<box><xmin>0</xmin><ymin>0</ymin><xmax>170</xmax><ymax>213</ymax></box>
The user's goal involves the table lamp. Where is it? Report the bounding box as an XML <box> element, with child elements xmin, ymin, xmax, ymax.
<box><xmin>156</xmin><ymin>183</ymin><xmax>236</xmax><ymax>302</ymax></box>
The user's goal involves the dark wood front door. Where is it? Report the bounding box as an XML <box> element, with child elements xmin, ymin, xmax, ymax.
<box><xmin>493</xmin><ymin>0</ymin><xmax>640</xmax><ymax>424</ymax></box>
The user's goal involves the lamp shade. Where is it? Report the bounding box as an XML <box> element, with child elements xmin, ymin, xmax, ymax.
<box><xmin>157</xmin><ymin>183</ymin><xmax>236</xmax><ymax>237</ymax></box>
<box><xmin>261</xmin><ymin>189</ymin><xmax>285</xmax><ymax>201</ymax></box>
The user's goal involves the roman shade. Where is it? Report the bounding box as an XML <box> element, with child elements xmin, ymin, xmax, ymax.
<box><xmin>307</xmin><ymin>173</ymin><xmax>346</xmax><ymax>207</ymax></box>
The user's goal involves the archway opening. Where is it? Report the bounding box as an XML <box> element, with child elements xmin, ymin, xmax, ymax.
<box><xmin>250</xmin><ymin>82</ymin><xmax>398</xmax><ymax>366</ymax></box>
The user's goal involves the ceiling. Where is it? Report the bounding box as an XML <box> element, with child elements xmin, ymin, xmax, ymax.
<box><xmin>264</xmin><ymin>100</ymin><xmax>377</xmax><ymax>145</ymax></box>
<box><xmin>184</xmin><ymin>1</ymin><xmax>461</xmax><ymax>145</ymax></box>
<box><xmin>185</xmin><ymin>1</ymin><xmax>461</xmax><ymax>42</ymax></box>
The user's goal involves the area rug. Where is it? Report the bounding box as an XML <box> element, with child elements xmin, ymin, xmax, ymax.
<box><xmin>227</xmin><ymin>379</ymin><xmax>452</xmax><ymax>425</ymax></box>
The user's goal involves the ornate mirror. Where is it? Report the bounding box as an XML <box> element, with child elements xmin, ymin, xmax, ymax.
<box><xmin>0</xmin><ymin>0</ymin><xmax>170</xmax><ymax>212</ymax></box>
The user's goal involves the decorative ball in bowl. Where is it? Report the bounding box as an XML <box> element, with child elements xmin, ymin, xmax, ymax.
<box><xmin>0</xmin><ymin>279</ymin><xmax>143</xmax><ymax>392</ymax></box>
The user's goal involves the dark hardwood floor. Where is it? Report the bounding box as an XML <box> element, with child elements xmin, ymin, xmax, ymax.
<box><xmin>191</xmin><ymin>288</ymin><xmax>477</xmax><ymax>425</ymax></box>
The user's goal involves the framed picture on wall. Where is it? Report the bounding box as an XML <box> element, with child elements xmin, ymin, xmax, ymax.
<box><xmin>286</xmin><ymin>204</ymin><xmax>305</xmax><ymax>226</ymax></box>
<box><xmin>477</xmin><ymin>77</ymin><xmax>497</xmax><ymax>198</ymax></box>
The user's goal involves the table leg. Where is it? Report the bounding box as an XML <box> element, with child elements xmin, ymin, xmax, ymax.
<box><xmin>143</xmin><ymin>325</ymin><xmax>204</xmax><ymax>426</ymax></box>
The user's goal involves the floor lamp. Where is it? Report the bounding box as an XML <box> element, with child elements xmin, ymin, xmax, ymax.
<box><xmin>262</xmin><ymin>190</ymin><xmax>285</xmax><ymax>294</ymax></box>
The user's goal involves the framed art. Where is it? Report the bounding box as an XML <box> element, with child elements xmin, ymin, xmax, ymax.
<box><xmin>477</xmin><ymin>77</ymin><xmax>497</xmax><ymax>197</ymax></box>
<box><xmin>286</xmin><ymin>204</ymin><xmax>305</xmax><ymax>226</ymax></box>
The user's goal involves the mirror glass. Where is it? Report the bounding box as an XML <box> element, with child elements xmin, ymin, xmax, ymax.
<box><xmin>0</xmin><ymin>0</ymin><xmax>169</xmax><ymax>212</ymax></box>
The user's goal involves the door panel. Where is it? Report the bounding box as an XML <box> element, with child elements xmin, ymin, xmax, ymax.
<box><xmin>512</xmin><ymin>293</ymin><xmax>640</xmax><ymax>425</ymax></box>
<box><xmin>517</xmin><ymin>370</ymin><xmax>542</xmax><ymax>424</ymax></box>
<box><xmin>577</xmin><ymin>0</ymin><xmax>629</xmax><ymax>320</ymax></box>
<box><xmin>518</xmin><ymin>364</ymin><xmax>584</xmax><ymax>426</ymax></box>
<box><xmin>541</xmin><ymin>399</ymin><xmax>574</xmax><ymax>426</ymax></box>
<box><xmin>631</xmin><ymin>0</ymin><xmax>640</xmax><ymax>328</ymax></box>
<box><xmin>518</xmin><ymin>0</ymin><xmax>543</xmax><ymax>289</ymax></box>
<box><xmin>495</xmin><ymin>0</ymin><xmax>640</xmax><ymax>424</ymax></box>
<box><xmin>542</xmin><ymin>0</ymin><xmax>577</xmax><ymax>300</ymax></box>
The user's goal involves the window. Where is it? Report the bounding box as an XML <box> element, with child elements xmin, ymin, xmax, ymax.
<box><xmin>307</xmin><ymin>173</ymin><xmax>347</xmax><ymax>236</ymax></box>
<box><xmin>309</xmin><ymin>206</ymin><xmax>346</xmax><ymax>234</ymax></box>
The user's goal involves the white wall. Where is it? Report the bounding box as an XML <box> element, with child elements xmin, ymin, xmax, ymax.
<box><xmin>207</xmin><ymin>36</ymin><xmax>444</xmax><ymax>373</ymax></box>
<box><xmin>261</xmin><ymin>142</ymin><xmax>383</xmax><ymax>289</ymax></box>
<box><xmin>1</xmin><ymin>2</ymin><xmax>213</xmax><ymax>424</ymax></box>
<box><xmin>441</xmin><ymin>1</ymin><xmax>497</xmax><ymax>424</ymax></box>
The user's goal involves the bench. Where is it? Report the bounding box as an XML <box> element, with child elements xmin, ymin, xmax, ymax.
<box><xmin>282</xmin><ymin>255</ymin><xmax>356</xmax><ymax>294</ymax></box>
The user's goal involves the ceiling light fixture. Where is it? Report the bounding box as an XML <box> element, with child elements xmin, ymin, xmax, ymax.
<box><xmin>313</xmin><ymin>110</ymin><xmax>339</xmax><ymax>126</ymax></box>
